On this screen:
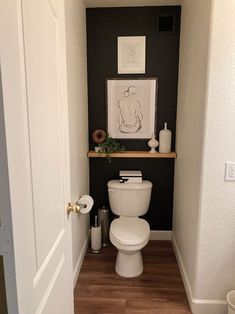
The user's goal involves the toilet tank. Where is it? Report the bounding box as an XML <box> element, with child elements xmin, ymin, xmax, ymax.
<box><xmin>107</xmin><ymin>180</ymin><xmax>153</xmax><ymax>217</ymax></box>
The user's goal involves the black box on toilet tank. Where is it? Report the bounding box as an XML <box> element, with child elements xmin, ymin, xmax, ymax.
<box><xmin>119</xmin><ymin>170</ymin><xmax>142</xmax><ymax>183</ymax></box>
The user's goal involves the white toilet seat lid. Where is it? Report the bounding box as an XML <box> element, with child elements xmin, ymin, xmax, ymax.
<box><xmin>110</xmin><ymin>218</ymin><xmax>150</xmax><ymax>245</ymax></box>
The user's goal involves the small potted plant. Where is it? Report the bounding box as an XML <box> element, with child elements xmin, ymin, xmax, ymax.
<box><xmin>98</xmin><ymin>135</ymin><xmax>125</xmax><ymax>162</ymax></box>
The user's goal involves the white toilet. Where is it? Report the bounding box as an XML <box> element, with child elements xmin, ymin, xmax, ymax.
<box><xmin>107</xmin><ymin>180</ymin><xmax>152</xmax><ymax>277</ymax></box>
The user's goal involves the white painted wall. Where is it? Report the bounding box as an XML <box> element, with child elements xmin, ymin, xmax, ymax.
<box><xmin>173</xmin><ymin>0</ymin><xmax>212</xmax><ymax>297</ymax></box>
<box><xmin>196</xmin><ymin>0</ymin><xmax>235</xmax><ymax>301</ymax></box>
<box><xmin>64</xmin><ymin>0</ymin><xmax>90</xmax><ymax>286</ymax></box>
<box><xmin>173</xmin><ymin>0</ymin><xmax>235</xmax><ymax>313</ymax></box>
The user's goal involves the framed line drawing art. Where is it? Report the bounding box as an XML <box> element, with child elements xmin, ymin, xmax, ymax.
<box><xmin>118</xmin><ymin>36</ymin><xmax>146</xmax><ymax>74</ymax></box>
<box><xmin>107</xmin><ymin>78</ymin><xmax>158</xmax><ymax>139</ymax></box>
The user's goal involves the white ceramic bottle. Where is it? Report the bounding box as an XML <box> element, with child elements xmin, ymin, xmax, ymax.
<box><xmin>159</xmin><ymin>122</ymin><xmax>172</xmax><ymax>153</ymax></box>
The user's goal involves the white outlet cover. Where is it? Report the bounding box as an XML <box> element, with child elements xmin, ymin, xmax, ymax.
<box><xmin>225</xmin><ymin>162</ymin><xmax>235</xmax><ymax>181</ymax></box>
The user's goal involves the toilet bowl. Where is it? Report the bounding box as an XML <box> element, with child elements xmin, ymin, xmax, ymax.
<box><xmin>110</xmin><ymin>217</ymin><xmax>150</xmax><ymax>277</ymax></box>
<box><xmin>107</xmin><ymin>180</ymin><xmax>152</xmax><ymax>278</ymax></box>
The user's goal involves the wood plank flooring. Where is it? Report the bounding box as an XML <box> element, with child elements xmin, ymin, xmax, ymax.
<box><xmin>74</xmin><ymin>241</ymin><xmax>192</xmax><ymax>314</ymax></box>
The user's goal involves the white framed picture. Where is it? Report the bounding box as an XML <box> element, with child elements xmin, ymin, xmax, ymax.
<box><xmin>118</xmin><ymin>36</ymin><xmax>146</xmax><ymax>74</ymax></box>
<box><xmin>107</xmin><ymin>78</ymin><xmax>158</xmax><ymax>139</ymax></box>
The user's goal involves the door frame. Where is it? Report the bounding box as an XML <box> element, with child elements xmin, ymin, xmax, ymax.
<box><xmin>0</xmin><ymin>69</ymin><xmax>18</xmax><ymax>314</ymax></box>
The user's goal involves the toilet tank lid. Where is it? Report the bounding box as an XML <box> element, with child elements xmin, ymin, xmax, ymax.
<box><xmin>107</xmin><ymin>180</ymin><xmax>152</xmax><ymax>190</ymax></box>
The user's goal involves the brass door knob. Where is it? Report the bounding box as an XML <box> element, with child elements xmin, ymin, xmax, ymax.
<box><xmin>66</xmin><ymin>202</ymin><xmax>80</xmax><ymax>215</ymax></box>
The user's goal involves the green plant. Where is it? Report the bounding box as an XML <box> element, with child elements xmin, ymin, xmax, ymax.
<box><xmin>98</xmin><ymin>135</ymin><xmax>125</xmax><ymax>162</ymax></box>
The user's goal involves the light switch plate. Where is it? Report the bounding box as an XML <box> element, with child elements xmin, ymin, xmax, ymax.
<box><xmin>225</xmin><ymin>162</ymin><xmax>235</xmax><ymax>181</ymax></box>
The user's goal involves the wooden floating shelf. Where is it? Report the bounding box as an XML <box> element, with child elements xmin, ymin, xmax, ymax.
<box><xmin>87</xmin><ymin>151</ymin><xmax>177</xmax><ymax>159</ymax></box>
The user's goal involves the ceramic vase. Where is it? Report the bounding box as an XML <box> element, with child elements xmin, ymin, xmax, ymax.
<box><xmin>148</xmin><ymin>135</ymin><xmax>159</xmax><ymax>153</ymax></box>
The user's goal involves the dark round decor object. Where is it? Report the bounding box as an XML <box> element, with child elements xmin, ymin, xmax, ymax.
<box><xmin>92</xmin><ymin>129</ymin><xmax>106</xmax><ymax>144</ymax></box>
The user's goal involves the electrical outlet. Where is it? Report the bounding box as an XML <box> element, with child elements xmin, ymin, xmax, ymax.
<box><xmin>225</xmin><ymin>162</ymin><xmax>235</xmax><ymax>181</ymax></box>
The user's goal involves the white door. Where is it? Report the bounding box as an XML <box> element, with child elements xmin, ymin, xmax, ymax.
<box><xmin>0</xmin><ymin>1</ymin><xmax>74</xmax><ymax>313</ymax></box>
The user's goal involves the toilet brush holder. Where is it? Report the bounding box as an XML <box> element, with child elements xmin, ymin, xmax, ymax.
<box><xmin>91</xmin><ymin>215</ymin><xmax>101</xmax><ymax>253</ymax></box>
<box><xmin>98</xmin><ymin>206</ymin><xmax>110</xmax><ymax>247</ymax></box>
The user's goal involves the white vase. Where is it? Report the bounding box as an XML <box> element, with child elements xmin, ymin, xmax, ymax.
<box><xmin>159</xmin><ymin>122</ymin><xmax>172</xmax><ymax>153</ymax></box>
<box><xmin>148</xmin><ymin>136</ymin><xmax>159</xmax><ymax>153</ymax></box>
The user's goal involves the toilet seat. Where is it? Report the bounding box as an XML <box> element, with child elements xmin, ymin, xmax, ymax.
<box><xmin>110</xmin><ymin>217</ymin><xmax>150</xmax><ymax>246</ymax></box>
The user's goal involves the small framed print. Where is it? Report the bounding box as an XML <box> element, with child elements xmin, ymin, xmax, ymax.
<box><xmin>107</xmin><ymin>78</ymin><xmax>158</xmax><ymax>139</ymax></box>
<box><xmin>117</xmin><ymin>36</ymin><xmax>146</xmax><ymax>74</ymax></box>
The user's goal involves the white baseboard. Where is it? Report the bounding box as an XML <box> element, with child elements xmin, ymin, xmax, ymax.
<box><xmin>172</xmin><ymin>232</ymin><xmax>227</xmax><ymax>314</ymax></box>
<box><xmin>150</xmin><ymin>230</ymin><xmax>172</xmax><ymax>240</ymax></box>
<box><xmin>73</xmin><ymin>231</ymin><xmax>90</xmax><ymax>288</ymax></box>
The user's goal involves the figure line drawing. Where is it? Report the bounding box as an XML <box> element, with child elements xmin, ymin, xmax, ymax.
<box><xmin>118</xmin><ymin>85</ymin><xmax>143</xmax><ymax>134</ymax></box>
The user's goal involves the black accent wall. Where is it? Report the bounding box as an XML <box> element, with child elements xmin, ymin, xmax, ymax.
<box><xmin>87</xmin><ymin>6</ymin><xmax>181</xmax><ymax>230</ymax></box>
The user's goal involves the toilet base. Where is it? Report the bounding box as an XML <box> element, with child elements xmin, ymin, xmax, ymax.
<box><xmin>115</xmin><ymin>250</ymin><xmax>143</xmax><ymax>278</ymax></box>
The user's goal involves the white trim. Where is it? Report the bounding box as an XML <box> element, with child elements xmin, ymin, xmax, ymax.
<box><xmin>172</xmin><ymin>232</ymin><xmax>227</xmax><ymax>314</ymax></box>
<box><xmin>73</xmin><ymin>231</ymin><xmax>90</xmax><ymax>288</ymax></box>
<box><xmin>150</xmin><ymin>230</ymin><xmax>172</xmax><ymax>241</ymax></box>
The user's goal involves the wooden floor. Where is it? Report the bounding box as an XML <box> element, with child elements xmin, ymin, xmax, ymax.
<box><xmin>74</xmin><ymin>241</ymin><xmax>192</xmax><ymax>314</ymax></box>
